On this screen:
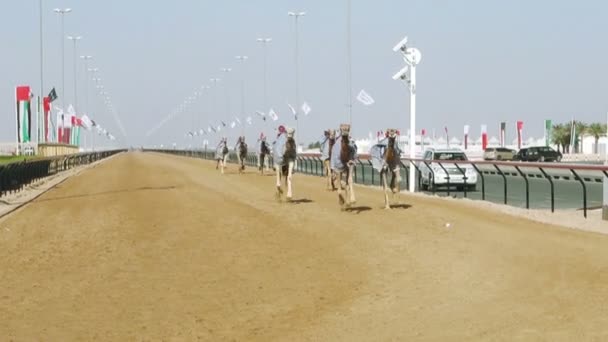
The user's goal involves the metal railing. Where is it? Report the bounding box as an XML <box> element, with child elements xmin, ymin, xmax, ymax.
<box><xmin>147</xmin><ymin>149</ymin><xmax>607</xmax><ymax>218</ymax></box>
<box><xmin>0</xmin><ymin>150</ymin><xmax>126</xmax><ymax>199</ymax></box>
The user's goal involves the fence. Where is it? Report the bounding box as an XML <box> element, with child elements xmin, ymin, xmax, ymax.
<box><xmin>0</xmin><ymin>150</ymin><xmax>126</xmax><ymax>199</ymax></box>
<box><xmin>146</xmin><ymin>149</ymin><xmax>608</xmax><ymax>218</ymax></box>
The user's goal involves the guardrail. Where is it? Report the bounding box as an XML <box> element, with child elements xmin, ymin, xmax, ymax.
<box><xmin>0</xmin><ymin>150</ymin><xmax>126</xmax><ymax>199</ymax></box>
<box><xmin>147</xmin><ymin>149</ymin><xmax>607</xmax><ymax>218</ymax></box>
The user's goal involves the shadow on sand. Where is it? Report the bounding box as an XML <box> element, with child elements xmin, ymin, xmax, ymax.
<box><xmin>343</xmin><ymin>206</ymin><xmax>373</xmax><ymax>214</ymax></box>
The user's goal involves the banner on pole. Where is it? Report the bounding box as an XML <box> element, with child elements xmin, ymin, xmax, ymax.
<box><xmin>544</xmin><ymin>119</ymin><xmax>552</xmax><ymax>147</ymax></box>
<box><xmin>16</xmin><ymin>86</ymin><xmax>32</xmax><ymax>145</ymax></box>
<box><xmin>464</xmin><ymin>125</ymin><xmax>470</xmax><ymax>150</ymax></box>
<box><xmin>500</xmin><ymin>122</ymin><xmax>506</xmax><ymax>147</ymax></box>
<box><xmin>517</xmin><ymin>120</ymin><xmax>524</xmax><ymax>149</ymax></box>
<box><xmin>481</xmin><ymin>124</ymin><xmax>488</xmax><ymax>150</ymax></box>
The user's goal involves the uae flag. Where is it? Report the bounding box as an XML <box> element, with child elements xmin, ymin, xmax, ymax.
<box><xmin>517</xmin><ymin>120</ymin><xmax>524</xmax><ymax>149</ymax></box>
<box><xmin>43</xmin><ymin>97</ymin><xmax>52</xmax><ymax>142</ymax></box>
<box><xmin>544</xmin><ymin>119</ymin><xmax>552</xmax><ymax>147</ymax></box>
<box><xmin>500</xmin><ymin>122</ymin><xmax>506</xmax><ymax>147</ymax></box>
<box><xmin>481</xmin><ymin>124</ymin><xmax>488</xmax><ymax>150</ymax></box>
<box><xmin>71</xmin><ymin>116</ymin><xmax>84</xmax><ymax>145</ymax></box>
<box><xmin>16</xmin><ymin>86</ymin><xmax>32</xmax><ymax>144</ymax></box>
<box><xmin>463</xmin><ymin>125</ymin><xmax>470</xmax><ymax>150</ymax></box>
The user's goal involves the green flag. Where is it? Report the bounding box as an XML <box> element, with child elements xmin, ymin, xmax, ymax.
<box><xmin>545</xmin><ymin>119</ymin><xmax>552</xmax><ymax>146</ymax></box>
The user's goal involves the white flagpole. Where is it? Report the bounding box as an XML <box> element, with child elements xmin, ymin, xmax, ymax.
<box><xmin>15</xmin><ymin>86</ymin><xmax>20</xmax><ymax>155</ymax></box>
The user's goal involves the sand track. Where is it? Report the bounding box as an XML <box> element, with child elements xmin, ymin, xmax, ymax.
<box><xmin>1</xmin><ymin>152</ymin><xmax>608</xmax><ymax>341</ymax></box>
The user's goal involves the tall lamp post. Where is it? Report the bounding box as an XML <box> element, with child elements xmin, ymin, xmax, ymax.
<box><xmin>234</xmin><ymin>56</ymin><xmax>248</xmax><ymax>117</ymax></box>
<box><xmin>220</xmin><ymin>68</ymin><xmax>232</xmax><ymax>124</ymax></box>
<box><xmin>288</xmin><ymin>11</ymin><xmax>306</xmax><ymax>139</ymax></box>
<box><xmin>67</xmin><ymin>35</ymin><xmax>82</xmax><ymax>111</ymax></box>
<box><xmin>256</xmin><ymin>38</ymin><xmax>272</xmax><ymax>113</ymax></box>
<box><xmin>392</xmin><ymin>36</ymin><xmax>422</xmax><ymax>193</ymax></box>
<box><xmin>53</xmin><ymin>8</ymin><xmax>71</xmax><ymax>142</ymax></box>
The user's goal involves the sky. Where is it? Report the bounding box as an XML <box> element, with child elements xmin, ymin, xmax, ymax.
<box><xmin>1</xmin><ymin>0</ymin><xmax>607</xmax><ymax>148</ymax></box>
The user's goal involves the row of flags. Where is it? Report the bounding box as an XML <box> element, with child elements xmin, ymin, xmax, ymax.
<box><xmin>15</xmin><ymin>85</ymin><xmax>116</xmax><ymax>147</ymax></box>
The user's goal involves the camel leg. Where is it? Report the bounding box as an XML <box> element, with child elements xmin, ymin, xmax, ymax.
<box><xmin>286</xmin><ymin>161</ymin><xmax>294</xmax><ymax>201</ymax></box>
<box><xmin>324</xmin><ymin>160</ymin><xmax>332</xmax><ymax>191</ymax></box>
<box><xmin>382</xmin><ymin>170</ymin><xmax>390</xmax><ymax>209</ymax></box>
<box><xmin>348</xmin><ymin>164</ymin><xmax>356</xmax><ymax>205</ymax></box>
<box><xmin>337</xmin><ymin>171</ymin><xmax>345</xmax><ymax>208</ymax></box>
<box><xmin>275</xmin><ymin>165</ymin><xmax>283</xmax><ymax>201</ymax></box>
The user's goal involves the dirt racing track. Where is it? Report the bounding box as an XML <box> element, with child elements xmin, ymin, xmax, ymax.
<box><xmin>2</xmin><ymin>151</ymin><xmax>608</xmax><ymax>341</ymax></box>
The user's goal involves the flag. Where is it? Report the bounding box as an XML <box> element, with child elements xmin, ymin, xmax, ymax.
<box><xmin>517</xmin><ymin>120</ymin><xmax>524</xmax><ymax>149</ymax></box>
<box><xmin>246</xmin><ymin>116</ymin><xmax>252</xmax><ymax>125</ymax></box>
<box><xmin>269</xmin><ymin>109</ymin><xmax>279</xmax><ymax>121</ymax></box>
<box><xmin>481</xmin><ymin>124</ymin><xmax>488</xmax><ymax>150</ymax></box>
<box><xmin>16</xmin><ymin>86</ymin><xmax>32</xmax><ymax>144</ymax></box>
<box><xmin>464</xmin><ymin>125</ymin><xmax>470</xmax><ymax>150</ymax></box>
<box><xmin>43</xmin><ymin>97</ymin><xmax>52</xmax><ymax>142</ymax></box>
<box><xmin>48</xmin><ymin>87</ymin><xmax>58</xmax><ymax>102</ymax></box>
<box><xmin>421</xmin><ymin>128</ymin><xmax>427</xmax><ymax>136</ymax></box>
<box><xmin>500</xmin><ymin>122</ymin><xmax>506</xmax><ymax>147</ymax></box>
<box><xmin>301</xmin><ymin>102</ymin><xmax>311</xmax><ymax>116</ymax></box>
<box><xmin>235</xmin><ymin>117</ymin><xmax>241</xmax><ymax>125</ymax></box>
<box><xmin>356</xmin><ymin>89</ymin><xmax>375</xmax><ymax>106</ymax></box>
<box><xmin>255</xmin><ymin>111</ymin><xmax>266</xmax><ymax>121</ymax></box>
<box><xmin>287</xmin><ymin>103</ymin><xmax>297</xmax><ymax>119</ymax></box>
<box><xmin>544</xmin><ymin>119</ymin><xmax>552</xmax><ymax>147</ymax></box>
<box><xmin>230</xmin><ymin>121</ymin><xmax>236</xmax><ymax>129</ymax></box>
<box><xmin>221</xmin><ymin>121</ymin><xmax>227</xmax><ymax>127</ymax></box>
<box><xmin>81</xmin><ymin>115</ymin><xmax>93</xmax><ymax>130</ymax></box>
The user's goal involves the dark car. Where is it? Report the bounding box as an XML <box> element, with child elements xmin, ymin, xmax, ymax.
<box><xmin>514</xmin><ymin>146</ymin><xmax>562</xmax><ymax>162</ymax></box>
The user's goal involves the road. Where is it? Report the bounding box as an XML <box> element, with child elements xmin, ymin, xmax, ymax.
<box><xmin>2</xmin><ymin>152</ymin><xmax>608</xmax><ymax>340</ymax></box>
<box><xmin>295</xmin><ymin>159</ymin><xmax>603</xmax><ymax>210</ymax></box>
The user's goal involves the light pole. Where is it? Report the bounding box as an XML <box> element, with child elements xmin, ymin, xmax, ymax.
<box><xmin>39</xmin><ymin>0</ymin><xmax>44</xmax><ymax>141</ymax></box>
<box><xmin>53</xmin><ymin>8</ymin><xmax>71</xmax><ymax>142</ymax></box>
<box><xmin>220</xmin><ymin>68</ymin><xmax>232</xmax><ymax>123</ymax></box>
<box><xmin>346</xmin><ymin>0</ymin><xmax>353</xmax><ymax>126</ymax></box>
<box><xmin>81</xmin><ymin>58</ymin><xmax>93</xmax><ymax>113</ymax></box>
<box><xmin>235</xmin><ymin>56</ymin><xmax>248</xmax><ymax>137</ymax></box>
<box><xmin>67</xmin><ymin>35</ymin><xmax>82</xmax><ymax>112</ymax></box>
<box><xmin>256</xmin><ymin>38</ymin><xmax>272</xmax><ymax>112</ymax></box>
<box><xmin>392</xmin><ymin>36</ymin><xmax>422</xmax><ymax>193</ymax></box>
<box><xmin>209</xmin><ymin>78</ymin><xmax>221</xmax><ymax>128</ymax></box>
<box><xmin>288</xmin><ymin>11</ymin><xmax>306</xmax><ymax>138</ymax></box>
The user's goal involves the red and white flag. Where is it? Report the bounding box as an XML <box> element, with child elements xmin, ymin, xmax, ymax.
<box><xmin>517</xmin><ymin>121</ymin><xmax>524</xmax><ymax>149</ymax></box>
<box><xmin>481</xmin><ymin>124</ymin><xmax>488</xmax><ymax>150</ymax></box>
<box><xmin>464</xmin><ymin>125</ymin><xmax>470</xmax><ymax>150</ymax></box>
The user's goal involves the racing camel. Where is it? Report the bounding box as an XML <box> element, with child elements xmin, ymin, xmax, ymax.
<box><xmin>215</xmin><ymin>137</ymin><xmax>230</xmax><ymax>174</ymax></box>
<box><xmin>371</xmin><ymin>129</ymin><xmax>402</xmax><ymax>209</ymax></box>
<box><xmin>273</xmin><ymin>126</ymin><xmax>297</xmax><ymax>202</ymax></box>
<box><xmin>331</xmin><ymin>124</ymin><xmax>357</xmax><ymax>210</ymax></box>
<box><xmin>321</xmin><ymin>129</ymin><xmax>337</xmax><ymax>191</ymax></box>
<box><xmin>235</xmin><ymin>136</ymin><xmax>248</xmax><ymax>174</ymax></box>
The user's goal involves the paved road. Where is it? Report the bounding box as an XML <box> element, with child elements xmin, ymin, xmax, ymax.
<box><xmin>2</xmin><ymin>152</ymin><xmax>608</xmax><ymax>340</ymax></box>
<box><xmin>294</xmin><ymin>160</ymin><xmax>603</xmax><ymax>211</ymax></box>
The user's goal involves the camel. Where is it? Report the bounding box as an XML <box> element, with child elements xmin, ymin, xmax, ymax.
<box><xmin>321</xmin><ymin>129</ymin><xmax>337</xmax><ymax>191</ymax></box>
<box><xmin>215</xmin><ymin>138</ymin><xmax>230</xmax><ymax>174</ymax></box>
<box><xmin>371</xmin><ymin>129</ymin><xmax>402</xmax><ymax>209</ymax></box>
<box><xmin>331</xmin><ymin>124</ymin><xmax>357</xmax><ymax>210</ymax></box>
<box><xmin>273</xmin><ymin>126</ymin><xmax>297</xmax><ymax>202</ymax></box>
<box><xmin>235</xmin><ymin>136</ymin><xmax>248</xmax><ymax>174</ymax></box>
<box><xmin>258</xmin><ymin>135</ymin><xmax>271</xmax><ymax>175</ymax></box>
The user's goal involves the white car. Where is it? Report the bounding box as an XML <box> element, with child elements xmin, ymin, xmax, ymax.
<box><xmin>418</xmin><ymin>148</ymin><xmax>477</xmax><ymax>191</ymax></box>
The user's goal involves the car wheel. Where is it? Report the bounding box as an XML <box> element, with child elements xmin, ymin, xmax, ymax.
<box><xmin>556</xmin><ymin>155</ymin><xmax>562</xmax><ymax>162</ymax></box>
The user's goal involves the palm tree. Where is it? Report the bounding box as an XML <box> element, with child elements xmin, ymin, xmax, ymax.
<box><xmin>574</xmin><ymin>121</ymin><xmax>587</xmax><ymax>154</ymax></box>
<box><xmin>587</xmin><ymin>122</ymin><xmax>606</xmax><ymax>154</ymax></box>
<box><xmin>552</xmin><ymin>124</ymin><xmax>568</xmax><ymax>153</ymax></box>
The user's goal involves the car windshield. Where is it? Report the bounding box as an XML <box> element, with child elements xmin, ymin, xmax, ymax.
<box><xmin>434</xmin><ymin>152</ymin><xmax>467</xmax><ymax>161</ymax></box>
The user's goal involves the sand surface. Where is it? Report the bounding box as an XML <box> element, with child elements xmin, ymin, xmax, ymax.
<box><xmin>1</xmin><ymin>152</ymin><xmax>608</xmax><ymax>341</ymax></box>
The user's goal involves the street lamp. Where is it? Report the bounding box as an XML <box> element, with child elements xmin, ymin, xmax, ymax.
<box><xmin>256</xmin><ymin>38</ymin><xmax>272</xmax><ymax>112</ymax></box>
<box><xmin>288</xmin><ymin>11</ymin><xmax>306</xmax><ymax>137</ymax></box>
<box><xmin>392</xmin><ymin>36</ymin><xmax>422</xmax><ymax>193</ymax></box>
<box><xmin>80</xmin><ymin>56</ymin><xmax>93</xmax><ymax>114</ymax></box>
<box><xmin>67</xmin><ymin>35</ymin><xmax>82</xmax><ymax>111</ymax></box>
<box><xmin>54</xmin><ymin>8</ymin><xmax>71</xmax><ymax>143</ymax></box>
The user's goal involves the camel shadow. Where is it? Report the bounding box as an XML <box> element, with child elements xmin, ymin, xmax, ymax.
<box><xmin>389</xmin><ymin>204</ymin><xmax>412</xmax><ymax>210</ymax></box>
<box><xmin>288</xmin><ymin>198</ymin><xmax>314</xmax><ymax>205</ymax></box>
<box><xmin>343</xmin><ymin>206</ymin><xmax>372</xmax><ymax>214</ymax></box>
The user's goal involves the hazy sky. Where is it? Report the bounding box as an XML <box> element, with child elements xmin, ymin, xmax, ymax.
<box><xmin>1</xmin><ymin>0</ymin><xmax>607</xmax><ymax>147</ymax></box>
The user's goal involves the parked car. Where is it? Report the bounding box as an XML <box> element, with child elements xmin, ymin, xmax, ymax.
<box><xmin>418</xmin><ymin>148</ymin><xmax>478</xmax><ymax>191</ymax></box>
<box><xmin>513</xmin><ymin>146</ymin><xmax>562</xmax><ymax>162</ymax></box>
<box><xmin>483</xmin><ymin>147</ymin><xmax>516</xmax><ymax>161</ymax></box>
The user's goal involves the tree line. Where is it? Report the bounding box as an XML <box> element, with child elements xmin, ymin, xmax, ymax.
<box><xmin>552</xmin><ymin>121</ymin><xmax>607</xmax><ymax>154</ymax></box>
